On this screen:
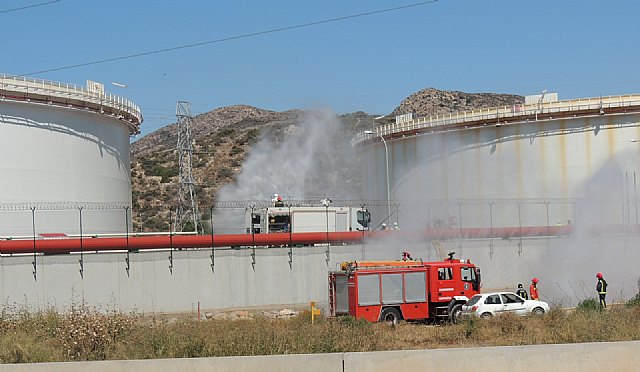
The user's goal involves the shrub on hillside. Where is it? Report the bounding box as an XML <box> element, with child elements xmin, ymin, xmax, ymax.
<box><xmin>240</xmin><ymin>128</ymin><xmax>259</xmax><ymax>144</ymax></box>
<box><xmin>149</xmin><ymin>164</ymin><xmax>178</xmax><ymax>183</ymax></box>
<box><xmin>229</xmin><ymin>146</ymin><xmax>244</xmax><ymax>155</ymax></box>
<box><xmin>218</xmin><ymin>128</ymin><xmax>236</xmax><ymax>138</ymax></box>
<box><xmin>576</xmin><ymin>298</ymin><xmax>599</xmax><ymax>312</ymax></box>
<box><xmin>218</xmin><ymin>167</ymin><xmax>234</xmax><ymax>178</ymax></box>
<box><xmin>626</xmin><ymin>293</ymin><xmax>640</xmax><ymax>307</ymax></box>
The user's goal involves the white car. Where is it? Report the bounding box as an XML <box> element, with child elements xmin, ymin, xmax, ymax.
<box><xmin>461</xmin><ymin>292</ymin><xmax>550</xmax><ymax>318</ymax></box>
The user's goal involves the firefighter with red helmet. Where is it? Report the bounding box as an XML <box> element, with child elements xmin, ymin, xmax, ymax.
<box><xmin>530</xmin><ymin>277</ymin><xmax>540</xmax><ymax>300</ymax></box>
<box><xmin>274</xmin><ymin>194</ymin><xmax>284</xmax><ymax>207</ymax></box>
<box><xmin>596</xmin><ymin>272</ymin><xmax>607</xmax><ymax>309</ymax></box>
<box><xmin>401</xmin><ymin>251</ymin><xmax>413</xmax><ymax>261</ymax></box>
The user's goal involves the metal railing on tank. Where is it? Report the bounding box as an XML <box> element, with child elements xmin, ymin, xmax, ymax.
<box><xmin>0</xmin><ymin>73</ymin><xmax>142</xmax><ymax>134</ymax></box>
<box><xmin>354</xmin><ymin>93</ymin><xmax>640</xmax><ymax>144</ymax></box>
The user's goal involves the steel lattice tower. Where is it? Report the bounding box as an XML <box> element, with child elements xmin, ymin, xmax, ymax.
<box><xmin>174</xmin><ymin>101</ymin><xmax>202</xmax><ymax>233</ymax></box>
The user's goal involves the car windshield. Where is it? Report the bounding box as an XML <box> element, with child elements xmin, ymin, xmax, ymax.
<box><xmin>466</xmin><ymin>295</ymin><xmax>482</xmax><ymax>306</ymax></box>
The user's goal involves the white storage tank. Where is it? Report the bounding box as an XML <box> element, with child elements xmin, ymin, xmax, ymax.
<box><xmin>359</xmin><ymin>94</ymin><xmax>640</xmax><ymax>229</ymax></box>
<box><xmin>0</xmin><ymin>74</ymin><xmax>142</xmax><ymax>237</ymax></box>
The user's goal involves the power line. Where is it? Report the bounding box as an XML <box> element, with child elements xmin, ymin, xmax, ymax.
<box><xmin>22</xmin><ymin>1</ymin><xmax>438</xmax><ymax>76</ymax></box>
<box><xmin>1</xmin><ymin>0</ymin><xmax>60</xmax><ymax>14</ymax></box>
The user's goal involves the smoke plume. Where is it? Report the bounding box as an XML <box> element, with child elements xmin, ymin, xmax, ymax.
<box><xmin>213</xmin><ymin>109</ymin><xmax>361</xmax><ymax>233</ymax></box>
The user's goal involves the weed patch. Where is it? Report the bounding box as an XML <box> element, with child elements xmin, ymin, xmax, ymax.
<box><xmin>2</xmin><ymin>303</ymin><xmax>640</xmax><ymax>363</ymax></box>
<box><xmin>576</xmin><ymin>298</ymin><xmax>599</xmax><ymax>312</ymax></box>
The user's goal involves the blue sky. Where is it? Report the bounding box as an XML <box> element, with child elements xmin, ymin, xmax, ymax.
<box><xmin>2</xmin><ymin>0</ymin><xmax>639</xmax><ymax>139</ymax></box>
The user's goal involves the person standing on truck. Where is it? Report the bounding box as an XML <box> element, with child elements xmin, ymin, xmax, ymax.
<box><xmin>274</xmin><ymin>196</ymin><xmax>284</xmax><ymax>207</ymax></box>
<box><xmin>516</xmin><ymin>283</ymin><xmax>528</xmax><ymax>300</ymax></box>
<box><xmin>596</xmin><ymin>272</ymin><xmax>608</xmax><ymax>309</ymax></box>
<box><xmin>401</xmin><ymin>251</ymin><xmax>413</xmax><ymax>261</ymax></box>
<box><xmin>530</xmin><ymin>278</ymin><xmax>540</xmax><ymax>300</ymax></box>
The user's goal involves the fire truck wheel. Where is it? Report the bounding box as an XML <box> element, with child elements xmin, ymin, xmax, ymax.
<box><xmin>449</xmin><ymin>304</ymin><xmax>463</xmax><ymax>324</ymax></box>
<box><xmin>379</xmin><ymin>308</ymin><xmax>402</xmax><ymax>325</ymax></box>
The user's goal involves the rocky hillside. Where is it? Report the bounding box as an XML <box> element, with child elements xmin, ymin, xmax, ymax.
<box><xmin>390</xmin><ymin>87</ymin><xmax>523</xmax><ymax>118</ymax></box>
<box><xmin>132</xmin><ymin>106</ymin><xmax>294</xmax><ymax>230</ymax></box>
<box><xmin>130</xmin><ymin>88</ymin><xmax>523</xmax><ymax>231</ymax></box>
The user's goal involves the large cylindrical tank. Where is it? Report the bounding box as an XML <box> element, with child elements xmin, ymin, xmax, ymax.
<box><xmin>0</xmin><ymin>74</ymin><xmax>142</xmax><ymax>237</ymax></box>
<box><xmin>359</xmin><ymin>95</ymin><xmax>640</xmax><ymax>230</ymax></box>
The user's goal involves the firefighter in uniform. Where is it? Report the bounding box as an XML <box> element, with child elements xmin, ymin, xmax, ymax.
<box><xmin>530</xmin><ymin>278</ymin><xmax>540</xmax><ymax>300</ymax></box>
<box><xmin>516</xmin><ymin>283</ymin><xmax>528</xmax><ymax>300</ymax></box>
<box><xmin>596</xmin><ymin>272</ymin><xmax>607</xmax><ymax>309</ymax></box>
<box><xmin>274</xmin><ymin>196</ymin><xmax>284</xmax><ymax>207</ymax></box>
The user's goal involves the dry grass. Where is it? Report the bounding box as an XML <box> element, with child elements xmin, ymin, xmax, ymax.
<box><xmin>1</xmin><ymin>303</ymin><xmax>640</xmax><ymax>363</ymax></box>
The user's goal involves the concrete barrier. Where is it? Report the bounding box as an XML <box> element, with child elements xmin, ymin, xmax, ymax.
<box><xmin>1</xmin><ymin>341</ymin><xmax>639</xmax><ymax>371</ymax></box>
<box><xmin>343</xmin><ymin>341</ymin><xmax>640</xmax><ymax>371</ymax></box>
<box><xmin>0</xmin><ymin>353</ymin><xmax>344</xmax><ymax>372</ymax></box>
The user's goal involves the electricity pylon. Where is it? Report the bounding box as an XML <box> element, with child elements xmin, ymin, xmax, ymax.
<box><xmin>174</xmin><ymin>101</ymin><xmax>202</xmax><ymax>233</ymax></box>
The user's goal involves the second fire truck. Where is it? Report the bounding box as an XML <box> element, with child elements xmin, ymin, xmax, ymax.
<box><xmin>329</xmin><ymin>252</ymin><xmax>481</xmax><ymax>323</ymax></box>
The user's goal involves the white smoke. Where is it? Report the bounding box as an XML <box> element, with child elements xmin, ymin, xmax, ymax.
<box><xmin>530</xmin><ymin>150</ymin><xmax>640</xmax><ymax>307</ymax></box>
<box><xmin>363</xmin><ymin>122</ymin><xmax>640</xmax><ymax>306</ymax></box>
<box><xmin>213</xmin><ymin>109</ymin><xmax>360</xmax><ymax>233</ymax></box>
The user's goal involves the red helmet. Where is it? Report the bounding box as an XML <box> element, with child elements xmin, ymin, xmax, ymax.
<box><xmin>532</xmin><ymin>277</ymin><xmax>539</xmax><ymax>284</ymax></box>
<box><xmin>277</xmin><ymin>196</ymin><xmax>282</xmax><ymax>201</ymax></box>
<box><xmin>596</xmin><ymin>272</ymin><xmax>603</xmax><ymax>279</ymax></box>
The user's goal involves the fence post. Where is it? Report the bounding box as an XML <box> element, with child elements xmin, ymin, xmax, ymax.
<box><xmin>125</xmin><ymin>206</ymin><xmax>130</xmax><ymax>276</ymax></box>
<box><xmin>79</xmin><ymin>206</ymin><xmax>84</xmax><ymax>279</ymax></box>
<box><xmin>210</xmin><ymin>206</ymin><xmax>215</xmax><ymax>273</ymax></box>
<box><xmin>489</xmin><ymin>202</ymin><xmax>494</xmax><ymax>258</ymax></box>
<box><xmin>517</xmin><ymin>202</ymin><xmax>523</xmax><ymax>256</ymax></box>
<box><xmin>169</xmin><ymin>207</ymin><xmax>174</xmax><ymax>274</ymax></box>
<box><xmin>31</xmin><ymin>207</ymin><xmax>37</xmax><ymax>280</ymax></box>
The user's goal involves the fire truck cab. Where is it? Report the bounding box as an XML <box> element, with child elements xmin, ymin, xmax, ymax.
<box><xmin>328</xmin><ymin>253</ymin><xmax>480</xmax><ymax>323</ymax></box>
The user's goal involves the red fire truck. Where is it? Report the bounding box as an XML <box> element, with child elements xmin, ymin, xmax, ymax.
<box><xmin>328</xmin><ymin>252</ymin><xmax>481</xmax><ymax>323</ymax></box>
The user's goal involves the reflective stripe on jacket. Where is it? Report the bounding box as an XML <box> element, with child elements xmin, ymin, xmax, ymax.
<box><xmin>516</xmin><ymin>288</ymin><xmax>528</xmax><ymax>300</ymax></box>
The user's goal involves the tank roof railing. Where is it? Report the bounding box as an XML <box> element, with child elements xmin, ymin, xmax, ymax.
<box><xmin>0</xmin><ymin>73</ymin><xmax>142</xmax><ymax>135</ymax></box>
<box><xmin>354</xmin><ymin>93</ymin><xmax>640</xmax><ymax>145</ymax></box>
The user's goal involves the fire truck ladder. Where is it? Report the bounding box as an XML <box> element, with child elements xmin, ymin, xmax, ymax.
<box><xmin>328</xmin><ymin>274</ymin><xmax>336</xmax><ymax>316</ymax></box>
<box><xmin>341</xmin><ymin>260</ymin><xmax>425</xmax><ymax>272</ymax></box>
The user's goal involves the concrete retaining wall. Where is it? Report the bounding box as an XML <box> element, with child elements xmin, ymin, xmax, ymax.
<box><xmin>1</xmin><ymin>341</ymin><xmax>638</xmax><ymax>371</ymax></box>
<box><xmin>1</xmin><ymin>244</ymin><xmax>366</xmax><ymax>313</ymax></box>
<box><xmin>2</xmin><ymin>233</ymin><xmax>640</xmax><ymax>313</ymax></box>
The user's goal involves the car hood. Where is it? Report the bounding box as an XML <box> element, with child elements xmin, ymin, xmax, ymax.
<box><xmin>523</xmin><ymin>299</ymin><xmax>549</xmax><ymax>308</ymax></box>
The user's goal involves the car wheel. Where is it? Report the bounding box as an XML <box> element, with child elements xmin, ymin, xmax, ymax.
<box><xmin>379</xmin><ymin>307</ymin><xmax>402</xmax><ymax>325</ymax></box>
<box><xmin>449</xmin><ymin>304</ymin><xmax>463</xmax><ymax>324</ymax></box>
<box><xmin>531</xmin><ymin>307</ymin><xmax>545</xmax><ymax>315</ymax></box>
<box><xmin>480</xmin><ymin>312</ymin><xmax>492</xmax><ymax>319</ymax></box>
